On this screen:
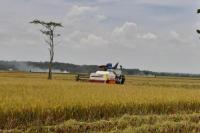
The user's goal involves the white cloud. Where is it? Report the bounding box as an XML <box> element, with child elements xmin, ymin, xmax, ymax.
<box><xmin>67</xmin><ymin>5</ymin><xmax>98</xmax><ymax>18</ymax></box>
<box><xmin>68</xmin><ymin>31</ymin><xmax>83</xmax><ymax>40</ymax></box>
<box><xmin>95</xmin><ymin>14</ymin><xmax>107</xmax><ymax>21</ymax></box>
<box><xmin>136</xmin><ymin>0</ymin><xmax>193</xmax><ymax>6</ymax></box>
<box><xmin>80</xmin><ymin>34</ymin><xmax>108</xmax><ymax>47</ymax></box>
<box><xmin>167</xmin><ymin>30</ymin><xmax>197</xmax><ymax>47</ymax></box>
<box><xmin>170</xmin><ymin>30</ymin><xmax>180</xmax><ymax>39</ymax></box>
<box><xmin>139</xmin><ymin>32</ymin><xmax>157</xmax><ymax>40</ymax></box>
<box><xmin>110</xmin><ymin>22</ymin><xmax>137</xmax><ymax>48</ymax></box>
<box><xmin>63</xmin><ymin>31</ymin><xmax>108</xmax><ymax>48</ymax></box>
<box><xmin>63</xmin><ymin>5</ymin><xmax>107</xmax><ymax>26</ymax></box>
<box><xmin>63</xmin><ymin>22</ymin><xmax>158</xmax><ymax>49</ymax></box>
<box><xmin>112</xmin><ymin>22</ymin><xmax>138</xmax><ymax>38</ymax></box>
<box><xmin>97</xmin><ymin>0</ymin><xmax>122</xmax><ymax>3</ymax></box>
<box><xmin>110</xmin><ymin>22</ymin><xmax>157</xmax><ymax>48</ymax></box>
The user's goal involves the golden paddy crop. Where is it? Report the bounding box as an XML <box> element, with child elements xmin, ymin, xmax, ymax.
<box><xmin>1</xmin><ymin>72</ymin><xmax>200</xmax><ymax>132</ymax></box>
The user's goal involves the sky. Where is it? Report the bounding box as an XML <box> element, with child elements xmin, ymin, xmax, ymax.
<box><xmin>0</xmin><ymin>0</ymin><xmax>200</xmax><ymax>73</ymax></box>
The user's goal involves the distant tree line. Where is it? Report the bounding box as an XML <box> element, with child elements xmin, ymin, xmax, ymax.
<box><xmin>1</xmin><ymin>61</ymin><xmax>200</xmax><ymax>77</ymax></box>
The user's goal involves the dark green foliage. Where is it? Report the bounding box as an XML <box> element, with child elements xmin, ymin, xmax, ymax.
<box><xmin>197</xmin><ymin>9</ymin><xmax>200</xmax><ymax>34</ymax></box>
<box><xmin>30</xmin><ymin>19</ymin><xmax>63</xmax><ymax>28</ymax></box>
<box><xmin>197</xmin><ymin>9</ymin><xmax>200</xmax><ymax>13</ymax></box>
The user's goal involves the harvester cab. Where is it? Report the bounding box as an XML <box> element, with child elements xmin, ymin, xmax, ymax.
<box><xmin>76</xmin><ymin>63</ymin><xmax>125</xmax><ymax>84</ymax></box>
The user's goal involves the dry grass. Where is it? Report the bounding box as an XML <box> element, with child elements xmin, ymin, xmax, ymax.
<box><xmin>1</xmin><ymin>72</ymin><xmax>200</xmax><ymax>132</ymax></box>
<box><xmin>24</xmin><ymin>113</ymin><xmax>200</xmax><ymax>133</ymax></box>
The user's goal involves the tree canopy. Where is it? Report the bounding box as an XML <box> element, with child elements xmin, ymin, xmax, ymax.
<box><xmin>30</xmin><ymin>19</ymin><xmax>63</xmax><ymax>28</ymax></box>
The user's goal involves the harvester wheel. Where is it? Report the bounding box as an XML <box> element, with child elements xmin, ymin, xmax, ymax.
<box><xmin>116</xmin><ymin>75</ymin><xmax>125</xmax><ymax>84</ymax></box>
<box><xmin>121</xmin><ymin>75</ymin><xmax>125</xmax><ymax>84</ymax></box>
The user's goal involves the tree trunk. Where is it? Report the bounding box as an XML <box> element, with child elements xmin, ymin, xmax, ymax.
<box><xmin>48</xmin><ymin>30</ymin><xmax>54</xmax><ymax>80</ymax></box>
<box><xmin>48</xmin><ymin>50</ymin><xmax>53</xmax><ymax>80</ymax></box>
<box><xmin>48</xmin><ymin>60</ymin><xmax>52</xmax><ymax>79</ymax></box>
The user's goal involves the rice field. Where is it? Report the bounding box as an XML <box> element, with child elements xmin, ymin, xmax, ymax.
<box><xmin>1</xmin><ymin>72</ymin><xmax>200</xmax><ymax>132</ymax></box>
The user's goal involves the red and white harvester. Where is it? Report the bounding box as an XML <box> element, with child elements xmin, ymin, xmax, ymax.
<box><xmin>76</xmin><ymin>63</ymin><xmax>125</xmax><ymax>84</ymax></box>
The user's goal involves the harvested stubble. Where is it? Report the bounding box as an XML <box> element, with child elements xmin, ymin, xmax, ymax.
<box><xmin>3</xmin><ymin>113</ymin><xmax>200</xmax><ymax>133</ymax></box>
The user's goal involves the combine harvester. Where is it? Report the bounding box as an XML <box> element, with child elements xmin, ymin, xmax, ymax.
<box><xmin>76</xmin><ymin>63</ymin><xmax>125</xmax><ymax>84</ymax></box>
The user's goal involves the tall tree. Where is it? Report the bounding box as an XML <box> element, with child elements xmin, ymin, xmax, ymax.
<box><xmin>30</xmin><ymin>19</ymin><xmax>63</xmax><ymax>80</ymax></box>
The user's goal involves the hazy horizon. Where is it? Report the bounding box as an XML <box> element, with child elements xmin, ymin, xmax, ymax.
<box><xmin>2</xmin><ymin>60</ymin><xmax>200</xmax><ymax>75</ymax></box>
<box><xmin>1</xmin><ymin>0</ymin><xmax>200</xmax><ymax>73</ymax></box>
